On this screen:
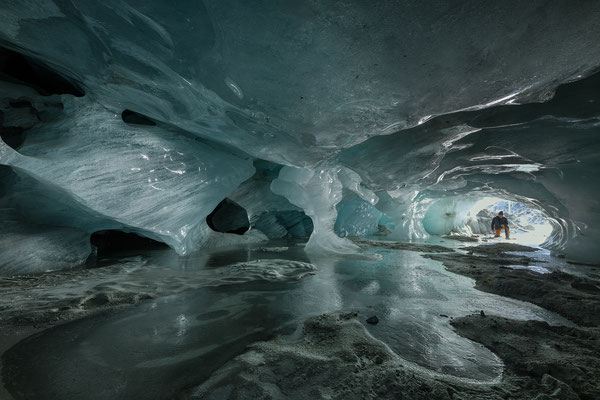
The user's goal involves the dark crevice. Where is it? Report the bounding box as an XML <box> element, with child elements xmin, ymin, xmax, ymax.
<box><xmin>0</xmin><ymin>126</ymin><xmax>26</xmax><ymax>149</ymax></box>
<box><xmin>90</xmin><ymin>230</ymin><xmax>167</xmax><ymax>258</ymax></box>
<box><xmin>0</xmin><ymin>46</ymin><xmax>84</xmax><ymax>97</ymax></box>
<box><xmin>254</xmin><ymin>210</ymin><xmax>313</xmax><ymax>239</ymax></box>
<box><xmin>8</xmin><ymin>100</ymin><xmax>33</xmax><ymax>108</ymax></box>
<box><xmin>0</xmin><ymin>101</ymin><xmax>39</xmax><ymax>149</ymax></box>
<box><xmin>206</xmin><ymin>198</ymin><xmax>250</xmax><ymax>235</ymax></box>
<box><xmin>122</xmin><ymin>109</ymin><xmax>156</xmax><ymax>126</ymax></box>
<box><xmin>0</xmin><ymin>165</ymin><xmax>19</xmax><ymax>197</ymax></box>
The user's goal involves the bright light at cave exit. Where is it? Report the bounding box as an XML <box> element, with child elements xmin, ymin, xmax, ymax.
<box><xmin>468</xmin><ymin>197</ymin><xmax>553</xmax><ymax>246</ymax></box>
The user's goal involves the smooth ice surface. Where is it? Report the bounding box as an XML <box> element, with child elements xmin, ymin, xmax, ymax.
<box><xmin>271</xmin><ymin>166</ymin><xmax>360</xmax><ymax>254</ymax></box>
<box><xmin>335</xmin><ymin>196</ymin><xmax>383</xmax><ymax>238</ymax></box>
<box><xmin>2</xmin><ymin>243</ymin><xmax>571</xmax><ymax>399</ymax></box>
<box><xmin>0</xmin><ymin>219</ymin><xmax>90</xmax><ymax>275</ymax></box>
<box><xmin>228</xmin><ymin>160</ymin><xmax>314</xmax><ymax>239</ymax></box>
<box><xmin>0</xmin><ymin>97</ymin><xmax>255</xmax><ymax>255</ymax></box>
<box><xmin>3</xmin><ymin>1</ymin><xmax>600</xmax><ymax>164</ymax></box>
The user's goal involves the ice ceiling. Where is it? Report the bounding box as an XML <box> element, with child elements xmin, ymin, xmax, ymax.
<box><xmin>1</xmin><ymin>1</ymin><xmax>600</xmax><ymax>271</ymax></box>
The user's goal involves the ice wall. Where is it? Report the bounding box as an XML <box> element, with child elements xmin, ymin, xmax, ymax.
<box><xmin>0</xmin><ymin>207</ymin><xmax>91</xmax><ymax>274</ymax></box>
<box><xmin>335</xmin><ymin>73</ymin><xmax>600</xmax><ymax>264</ymax></box>
<box><xmin>0</xmin><ymin>94</ymin><xmax>256</xmax><ymax>256</ymax></box>
<box><xmin>228</xmin><ymin>161</ymin><xmax>312</xmax><ymax>239</ymax></box>
<box><xmin>1</xmin><ymin>1</ymin><xmax>600</xmax><ymax>268</ymax></box>
<box><xmin>335</xmin><ymin>196</ymin><xmax>382</xmax><ymax>238</ymax></box>
<box><xmin>2</xmin><ymin>1</ymin><xmax>600</xmax><ymax>164</ymax></box>
<box><xmin>271</xmin><ymin>166</ymin><xmax>360</xmax><ymax>254</ymax></box>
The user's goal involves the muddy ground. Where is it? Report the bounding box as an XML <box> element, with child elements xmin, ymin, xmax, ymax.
<box><xmin>424</xmin><ymin>244</ymin><xmax>600</xmax><ymax>327</ymax></box>
<box><xmin>1</xmin><ymin>242</ymin><xmax>599</xmax><ymax>399</ymax></box>
<box><xmin>181</xmin><ymin>311</ymin><xmax>599</xmax><ymax>400</ymax></box>
<box><xmin>183</xmin><ymin>242</ymin><xmax>600</xmax><ymax>399</ymax></box>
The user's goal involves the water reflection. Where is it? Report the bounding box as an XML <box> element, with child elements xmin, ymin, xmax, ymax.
<box><xmin>3</xmin><ymin>242</ymin><xmax>570</xmax><ymax>399</ymax></box>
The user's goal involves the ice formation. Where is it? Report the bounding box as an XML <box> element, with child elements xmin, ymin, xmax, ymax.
<box><xmin>1</xmin><ymin>1</ymin><xmax>600</xmax><ymax>271</ymax></box>
<box><xmin>0</xmin><ymin>97</ymin><xmax>256</xmax><ymax>255</ymax></box>
<box><xmin>0</xmin><ymin>217</ymin><xmax>91</xmax><ymax>275</ymax></box>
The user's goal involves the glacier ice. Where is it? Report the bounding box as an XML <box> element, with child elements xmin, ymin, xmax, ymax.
<box><xmin>0</xmin><ymin>215</ymin><xmax>91</xmax><ymax>274</ymax></box>
<box><xmin>3</xmin><ymin>1</ymin><xmax>600</xmax><ymax>164</ymax></box>
<box><xmin>0</xmin><ymin>168</ymin><xmax>91</xmax><ymax>273</ymax></box>
<box><xmin>0</xmin><ymin>95</ymin><xmax>256</xmax><ymax>256</ymax></box>
<box><xmin>335</xmin><ymin>196</ymin><xmax>383</xmax><ymax>238</ymax></box>
<box><xmin>1</xmin><ymin>1</ymin><xmax>600</xmax><ymax>268</ymax></box>
<box><xmin>271</xmin><ymin>166</ymin><xmax>360</xmax><ymax>254</ymax></box>
<box><xmin>228</xmin><ymin>160</ymin><xmax>313</xmax><ymax>239</ymax></box>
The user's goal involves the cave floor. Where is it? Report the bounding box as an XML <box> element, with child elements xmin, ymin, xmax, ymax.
<box><xmin>0</xmin><ymin>239</ymin><xmax>599</xmax><ymax>399</ymax></box>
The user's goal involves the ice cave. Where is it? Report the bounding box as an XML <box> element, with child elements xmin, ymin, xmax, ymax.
<box><xmin>0</xmin><ymin>1</ymin><xmax>599</xmax><ymax>399</ymax></box>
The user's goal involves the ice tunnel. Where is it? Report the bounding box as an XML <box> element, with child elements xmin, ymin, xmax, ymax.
<box><xmin>0</xmin><ymin>1</ymin><xmax>599</xmax><ymax>270</ymax></box>
<box><xmin>1</xmin><ymin>0</ymin><xmax>600</xmax><ymax>269</ymax></box>
<box><xmin>420</xmin><ymin>196</ymin><xmax>555</xmax><ymax>245</ymax></box>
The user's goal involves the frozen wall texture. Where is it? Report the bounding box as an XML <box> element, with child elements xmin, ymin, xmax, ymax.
<box><xmin>1</xmin><ymin>0</ymin><xmax>600</xmax><ymax>270</ymax></box>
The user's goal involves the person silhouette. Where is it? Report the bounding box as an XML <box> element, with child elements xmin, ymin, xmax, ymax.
<box><xmin>491</xmin><ymin>211</ymin><xmax>510</xmax><ymax>239</ymax></box>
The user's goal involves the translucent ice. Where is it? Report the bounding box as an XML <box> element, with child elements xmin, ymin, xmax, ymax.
<box><xmin>271</xmin><ymin>166</ymin><xmax>359</xmax><ymax>254</ymax></box>
<box><xmin>3</xmin><ymin>1</ymin><xmax>600</xmax><ymax>164</ymax></box>
<box><xmin>0</xmin><ymin>213</ymin><xmax>91</xmax><ymax>275</ymax></box>
<box><xmin>335</xmin><ymin>196</ymin><xmax>382</xmax><ymax>238</ymax></box>
<box><xmin>1</xmin><ymin>1</ymin><xmax>600</xmax><ymax>265</ymax></box>
<box><xmin>0</xmin><ymin>97</ymin><xmax>255</xmax><ymax>255</ymax></box>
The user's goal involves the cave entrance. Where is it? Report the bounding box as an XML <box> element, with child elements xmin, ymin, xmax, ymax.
<box><xmin>466</xmin><ymin>197</ymin><xmax>554</xmax><ymax>246</ymax></box>
<box><xmin>206</xmin><ymin>198</ymin><xmax>250</xmax><ymax>235</ymax></box>
<box><xmin>422</xmin><ymin>196</ymin><xmax>554</xmax><ymax>246</ymax></box>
